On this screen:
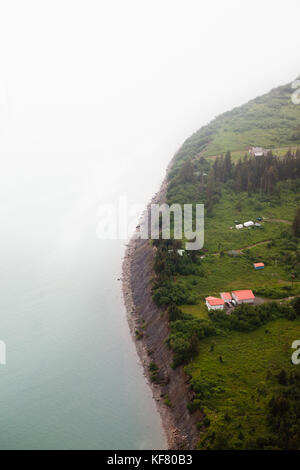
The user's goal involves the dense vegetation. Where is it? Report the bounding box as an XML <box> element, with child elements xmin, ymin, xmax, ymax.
<box><xmin>185</xmin><ymin>318</ymin><xmax>300</xmax><ymax>450</ymax></box>
<box><xmin>268</xmin><ymin>369</ymin><xmax>300</xmax><ymax>450</ymax></box>
<box><xmin>149</xmin><ymin>79</ymin><xmax>300</xmax><ymax>449</ymax></box>
<box><xmin>168</xmin><ymin>148</ymin><xmax>300</xmax><ymax>216</ymax></box>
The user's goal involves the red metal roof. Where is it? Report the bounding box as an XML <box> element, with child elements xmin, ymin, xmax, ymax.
<box><xmin>254</xmin><ymin>262</ymin><xmax>264</xmax><ymax>267</ymax></box>
<box><xmin>232</xmin><ymin>290</ymin><xmax>255</xmax><ymax>300</ymax></box>
<box><xmin>205</xmin><ymin>296</ymin><xmax>225</xmax><ymax>306</ymax></box>
<box><xmin>220</xmin><ymin>292</ymin><xmax>232</xmax><ymax>300</ymax></box>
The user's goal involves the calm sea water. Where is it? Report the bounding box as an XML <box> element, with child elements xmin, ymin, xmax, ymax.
<box><xmin>0</xmin><ymin>105</ymin><xmax>168</xmax><ymax>449</ymax></box>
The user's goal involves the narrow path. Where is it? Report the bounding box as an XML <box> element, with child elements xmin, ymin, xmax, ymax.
<box><xmin>202</xmin><ymin>217</ymin><xmax>292</xmax><ymax>259</ymax></box>
<box><xmin>266</xmin><ymin>218</ymin><xmax>292</xmax><ymax>225</ymax></box>
<box><xmin>207</xmin><ymin>239</ymin><xmax>271</xmax><ymax>257</ymax></box>
<box><xmin>239</xmin><ymin>239</ymin><xmax>271</xmax><ymax>253</ymax></box>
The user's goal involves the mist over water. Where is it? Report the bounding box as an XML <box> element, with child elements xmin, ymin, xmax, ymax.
<box><xmin>0</xmin><ymin>102</ymin><xmax>175</xmax><ymax>449</ymax></box>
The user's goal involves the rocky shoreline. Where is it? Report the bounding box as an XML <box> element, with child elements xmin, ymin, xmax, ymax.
<box><xmin>122</xmin><ymin>173</ymin><xmax>201</xmax><ymax>450</ymax></box>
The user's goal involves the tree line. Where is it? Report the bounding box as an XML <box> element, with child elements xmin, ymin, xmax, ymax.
<box><xmin>209</xmin><ymin>148</ymin><xmax>300</xmax><ymax>197</ymax></box>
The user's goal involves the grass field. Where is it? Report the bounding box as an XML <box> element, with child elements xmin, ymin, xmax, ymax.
<box><xmin>179</xmin><ymin>251</ymin><xmax>300</xmax><ymax>317</ymax></box>
<box><xmin>178</xmin><ymin>196</ymin><xmax>300</xmax><ymax>317</ymax></box>
<box><xmin>203</xmin><ymin>185</ymin><xmax>300</xmax><ymax>253</ymax></box>
<box><xmin>185</xmin><ymin>318</ymin><xmax>300</xmax><ymax>449</ymax></box>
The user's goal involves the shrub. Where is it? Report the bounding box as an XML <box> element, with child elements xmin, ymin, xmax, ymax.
<box><xmin>190</xmin><ymin>376</ymin><xmax>223</xmax><ymax>399</ymax></box>
<box><xmin>209</xmin><ymin>300</ymin><xmax>299</xmax><ymax>332</ymax></box>
<box><xmin>187</xmin><ymin>398</ymin><xmax>202</xmax><ymax>413</ymax></box>
<box><xmin>168</xmin><ymin>303</ymin><xmax>183</xmax><ymax>322</ymax></box>
<box><xmin>163</xmin><ymin>395</ymin><xmax>172</xmax><ymax>407</ymax></box>
<box><xmin>167</xmin><ymin>316</ymin><xmax>216</xmax><ymax>367</ymax></box>
<box><xmin>152</xmin><ymin>282</ymin><xmax>191</xmax><ymax>306</ymax></box>
<box><xmin>149</xmin><ymin>362</ymin><xmax>159</xmax><ymax>382</ymax></box>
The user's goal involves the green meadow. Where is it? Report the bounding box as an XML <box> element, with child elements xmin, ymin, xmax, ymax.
<box><xmin>185</xmin><ymin>318</ymin><xmax>300</xmax><ymax>449</ymax></box>
<box><xmin>176</xmin><ymin>181</ymin><xmax>300</xmax><ymax>315</ymax></box>
<box><xmin>170</xmin><ymin>82</ymin><xmax>300</xmax><ymax>170</ymax></box>
<box><xmin>204</xmin><ymin>183</ymin><xmax>299</xmax><ymax>252</ymax></box>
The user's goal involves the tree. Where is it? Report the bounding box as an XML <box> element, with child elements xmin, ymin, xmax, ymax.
<box><xmin>179</xmin><ymin>160</ymin><xmax>194</xmax><ymax>183</ymax></box>
<box><xmin>205</xmin><ymin>168</ymin><xmax>215</xmax><ymax>214</ymax></box>
<box><xmin>277</xmin><ymin>369</ymin><xmax>288</xmax><ymax>386</ymax></box>
<box><xmin>292</xmin><ymin>206</ymin><xmax>300</xmax><ymax>237</ymax></box>
<box><xmin>293</xmin><ymin>296</ymin><xmax>300</xmax><ymax>316</ymax></box>
<box><xmin>224</xmin><ymin>151</ymin><xmax>232</xmax><ymax>180</ymax></box>
<box><xmin>212</xmin><ymin>431</ymin><xmax>230</xmax><ymax>450</ymax></box>
<box><xmin>168</xmin><ymin>303</ymin><xmax>182</xmax><ymax>322</ymax></box>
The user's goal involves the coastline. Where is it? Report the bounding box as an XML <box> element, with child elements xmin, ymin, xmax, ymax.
<box><xmin>122</xmin><ymin>170</ymin><xmax>201</xmax><ymax>450</ymax></box>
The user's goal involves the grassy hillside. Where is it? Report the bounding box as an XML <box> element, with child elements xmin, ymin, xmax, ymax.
<box><xmin>150</xmin><ymin>79</ymin><xmax>300</xmax><ymax>450</ymax></box>
<box><xmin>170</xmin><ymin>80</ymin><xmax>300</xmax><ymax>175</ymax></box>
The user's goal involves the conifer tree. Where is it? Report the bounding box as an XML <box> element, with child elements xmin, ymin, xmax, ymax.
<box><xmin>292</xmin><ymin>206</ymin><xmax>300</xmax><ymax>237</ymax></box>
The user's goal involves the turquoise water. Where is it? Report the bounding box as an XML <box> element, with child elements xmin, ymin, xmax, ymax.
<box><xmin>0</xmin><ymin>119</ymin><xmax>167</xmax><ymax>449</ymax></box>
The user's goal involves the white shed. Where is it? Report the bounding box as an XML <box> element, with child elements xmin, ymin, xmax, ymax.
<box><xmin>244</xmin><ymin>221</ymin><xmax>254</xmax><ymax>227</ymax></box>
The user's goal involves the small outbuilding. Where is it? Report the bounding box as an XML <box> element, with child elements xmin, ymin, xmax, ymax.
<box><xmin>254</xmin><ymin>262</ymin><xmax>264</xmax><ymax>270</ymax></box>
<box><xmin>167</xmin><ymin>249</ymin><xmax>185</xmax><ymax>256</ymax></box>
<box><xmin>244</xmin><ymin>221</ymin><xmax>254</xmax><ymax>227</ymax></box>
<box><xmin>227</xmin><ymin>250</ymin><xmax>239</xmax><ymax>257</ymax></box>
<box><xmin>250</xmin><ymin>147</ymin><xmax>264</xmax><ymax>157</ymax></box>
<box><xmin>232</xmin><ymin>289</ymin><xmax>255</xmax><ymax>304</ymax></box>
<box><xmin>249</xmin><ymin>147</ymin><xmax>269</xmax><ymax>157</ymax></box>
<box><xmin>205</xmin><ymin>296</ymin><xmax>225</xmax><ymax>311</ymax></box>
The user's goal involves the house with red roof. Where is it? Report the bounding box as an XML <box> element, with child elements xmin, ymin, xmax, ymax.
<box><xmin>232</xmin><ymin>289</ymin><xmax>255</xmax><ymax>304</ymax></box>
<box><xmin>254</xmin><ymin>262</ymin><xmax>264</xmax><ymax>270</ymax></box>
<box><xmin>205</xmin><ymin>296</ymin><xmax>224</xmax><ymax>311</ymax></box>
<box><xmin>220</xmin><ymin>292</ymin><xmax>232</xmax><ymax>302</ymax></box>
